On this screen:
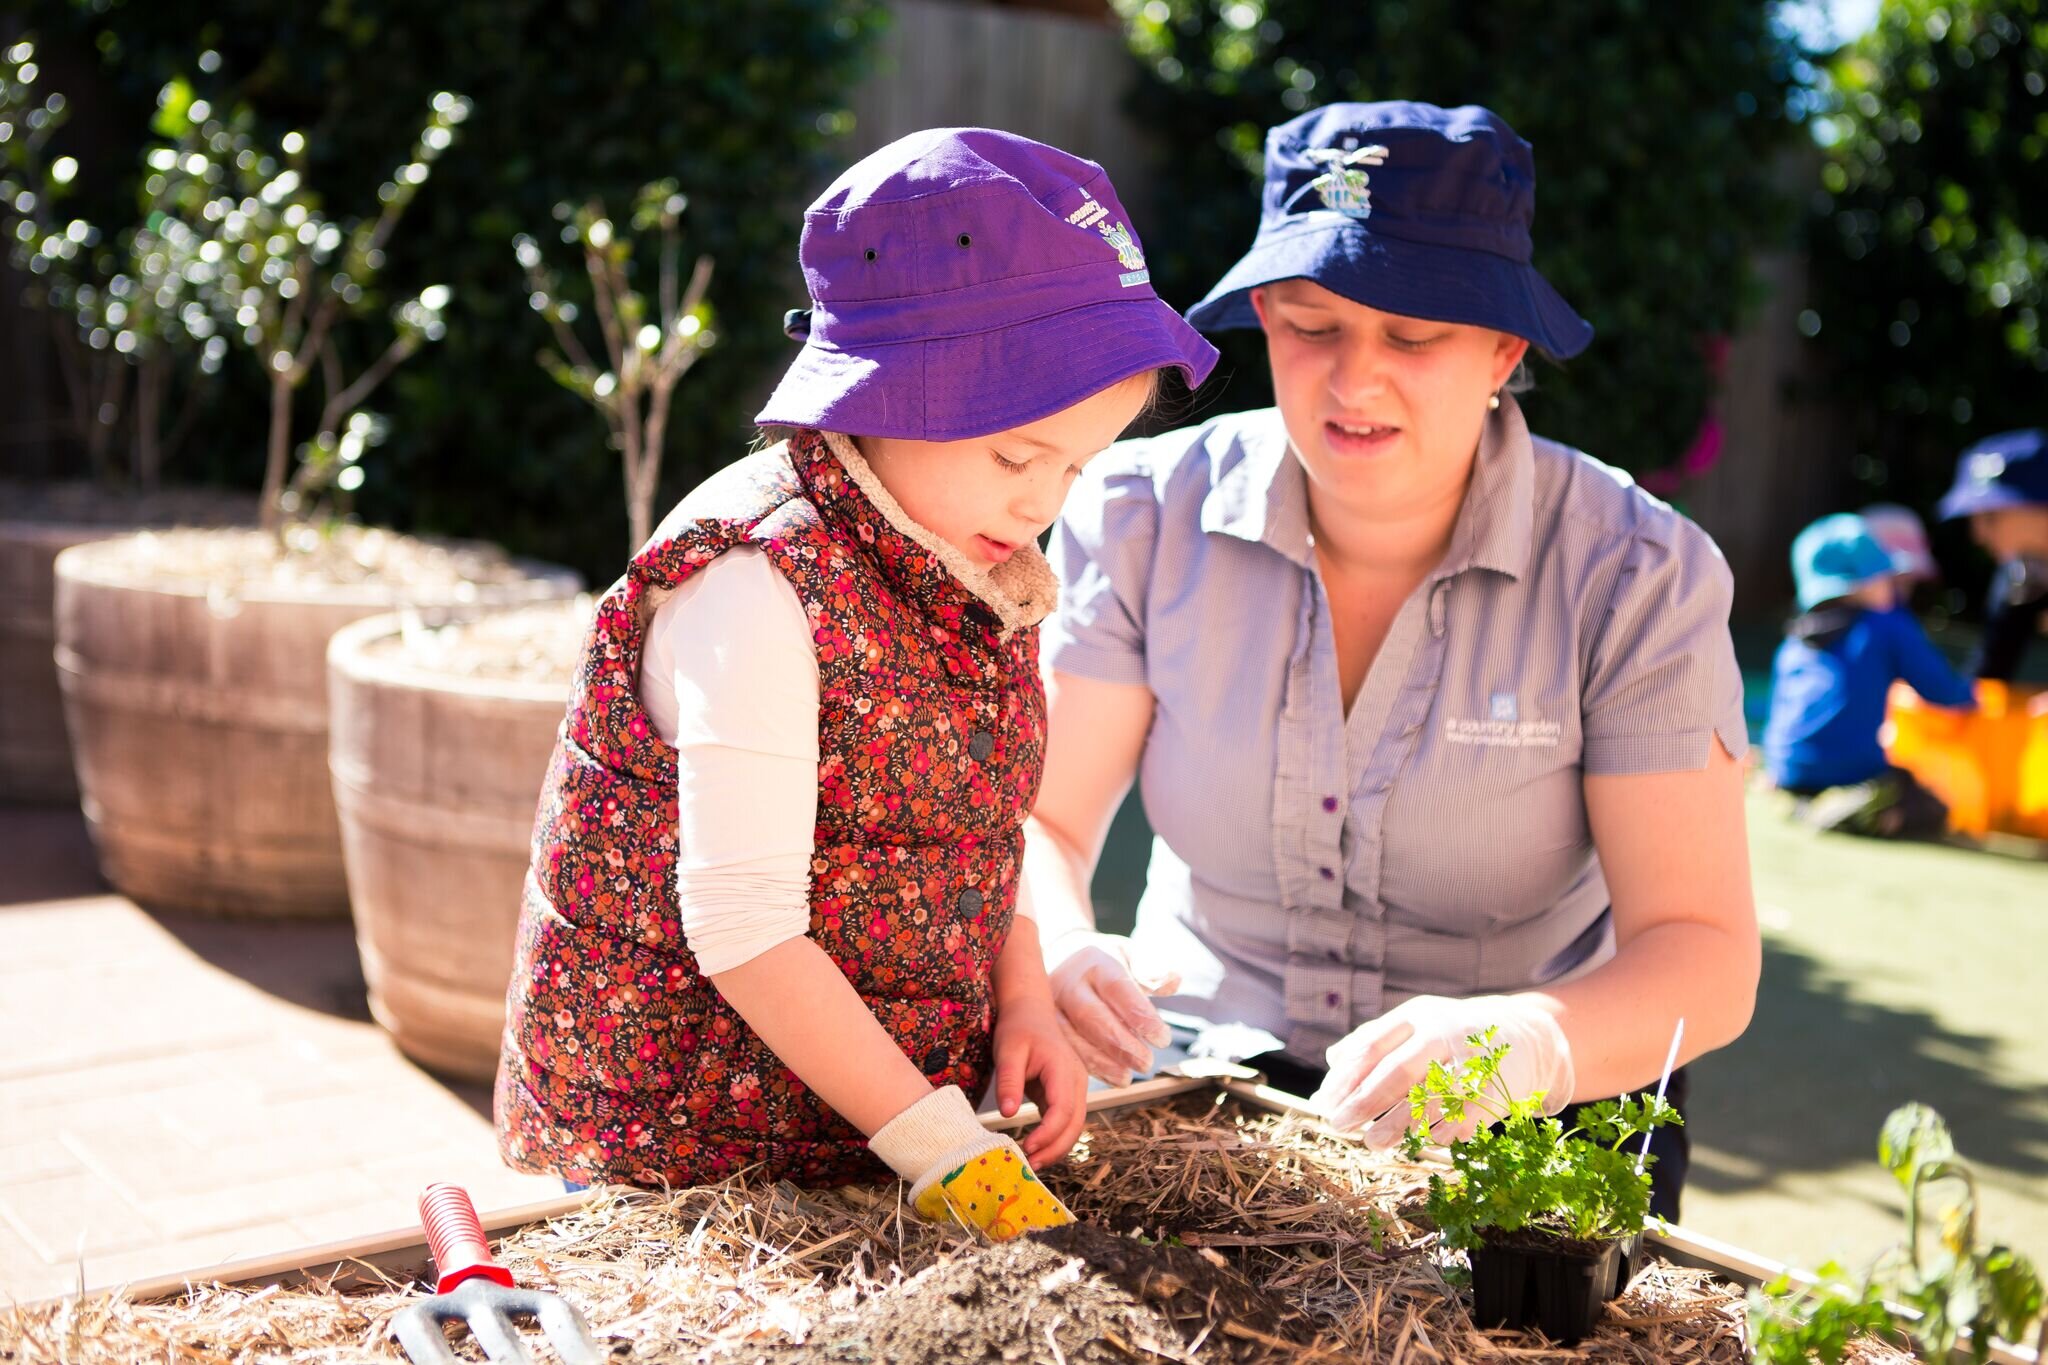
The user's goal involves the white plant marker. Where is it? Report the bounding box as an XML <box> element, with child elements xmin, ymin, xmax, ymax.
<box><xmin>1637</xmin><ymin>1017</ymin><xmax>1685</xmax><ymax>1176</ymax></box>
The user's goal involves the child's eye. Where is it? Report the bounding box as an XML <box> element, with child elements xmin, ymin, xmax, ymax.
<box><xmin>1387</xmin><ymin>332</ymin><xmax>1443</xmax><ymax>351</ymax></box>
<box><xmin>990</xmin><ymin>449</ymin><xmax>1033</xmax><ymax>472</ymax></box>
<box><xmin>1289</xmin><ymin>322</ymin><xmax>1337</xmax><ymax>341</ymax></box>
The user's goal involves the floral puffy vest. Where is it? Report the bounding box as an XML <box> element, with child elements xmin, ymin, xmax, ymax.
<box><xmin>495</xmin><ymin>428</ymin><xmax>1054</xmax><ymax>1188</ymax></box>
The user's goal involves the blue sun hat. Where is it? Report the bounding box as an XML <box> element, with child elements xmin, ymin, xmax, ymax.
<box><xmin>1936</xmin><ymin>428</ymin><xmax>2048</xmax><ymax>520</ymax></box>
<box><xmin>1184</xmin><ymin>101</ymin><xmax>1593</xmax><ymax>360</ymax></box>
<box><xmin>1791</xmin><ymin>514</ymin><xmax>1896</xmax><ymax>611</ymax></box>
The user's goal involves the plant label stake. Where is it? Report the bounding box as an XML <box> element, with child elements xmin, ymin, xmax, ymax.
<box><xmin>1637</xmin><ymin>1017</ymin><xmax>1685</xmax><ymax>1177</ymax></box>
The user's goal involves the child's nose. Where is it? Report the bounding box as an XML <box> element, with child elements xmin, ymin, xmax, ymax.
<box><xmin>1013</xmin><ymin>469</ymin><xmax>1067</xmax><ymax>530</ymax></box>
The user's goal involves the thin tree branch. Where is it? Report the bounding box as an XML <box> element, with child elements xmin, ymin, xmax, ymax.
<box><xmin>319</xmin><ymin>333</ymin><xmax>414</xmax><ymax>435</ymax></box>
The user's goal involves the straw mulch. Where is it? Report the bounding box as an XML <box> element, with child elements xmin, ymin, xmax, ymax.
<box><xmin>0</xmin><ymin>1094</ymin><xmax>1914</xmax><ymax>1364</ymax></box>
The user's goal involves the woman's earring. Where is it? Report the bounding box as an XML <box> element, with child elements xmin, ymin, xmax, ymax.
<box><xmin>1488</xmin><ymin>391</ymin><xmax>1502</xmax><ymax>410</ymax></box>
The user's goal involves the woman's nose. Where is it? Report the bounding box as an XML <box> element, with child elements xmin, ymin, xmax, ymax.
<box><xmin>1326</xmin><ymin>340</ymin><xmax>1387</xmax><ymax>406</ymax></box>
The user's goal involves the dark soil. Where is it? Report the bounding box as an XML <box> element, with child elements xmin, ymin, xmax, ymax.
<box><xmin>765</xmin><ymin>1222</ymin><xmax>1300</xmax><ymax>1364</ymax></box>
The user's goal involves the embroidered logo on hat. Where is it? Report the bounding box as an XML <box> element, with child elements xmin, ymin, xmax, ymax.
<box><xmin>1305</xmin><ymin>142</ymin><xmax>1389</xmax><ymax>218</ymax></box>
<box><xmin>1969</xmin><ymin>451</ymin><xmax>2008</xmax><ymax>485</ymax></box>
<box><xmin>1066</xmin><ymin>190</ymin><xmax>1148</xmax><ymax>279</ymax></box>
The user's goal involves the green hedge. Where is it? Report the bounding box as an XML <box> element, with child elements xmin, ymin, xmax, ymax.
<box><xmin>1803</xmin><ymin>0</ymin><xmax>2048</xmax><ymax>524</ymax></box>
<box><xmin>1113</xmin><ymin>0</ymin><xmax>1802</xmax><ymax>484</ymax></box>
<box><xmin>23</xmin><ymin>0</ymin><xmax>882</xmax><ymax>581</ymax></box>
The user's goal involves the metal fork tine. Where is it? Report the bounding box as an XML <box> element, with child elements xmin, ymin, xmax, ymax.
<box><xmin>390</xmin><ymin>1302</ymin><xmax>465</xmax><ymax>1365</ymax></box>
<box><xmin>393</xmin><ymin>1280</ymin><xmax>603</xmax><ymax>1365</ymax></box>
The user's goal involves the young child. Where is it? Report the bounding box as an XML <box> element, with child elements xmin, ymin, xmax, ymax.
<box><xmin>1860</xmin><ymin>502</ymin><xmax>1941</xmax><ymax>607</ymax></box>
<box><xmin>1764</xmin><ymin>512</ymin><xmax>1974</xmax><ymax>837</ymax></box>
<box><xmin>1937</xmin><ymin>428</ymin><xmax>2048</xmax><ymax>681</ymax></box>
<box><xmin>495</xmin><ymin>128</ymin><xmax>1217</xmax><ymax>1237</ymax></box>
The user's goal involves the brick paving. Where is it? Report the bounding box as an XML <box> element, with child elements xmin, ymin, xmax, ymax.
<box><xmin>0</xmin><ymin>806</ymin><xmax>559</xmax><ymax>1304</ymax></box>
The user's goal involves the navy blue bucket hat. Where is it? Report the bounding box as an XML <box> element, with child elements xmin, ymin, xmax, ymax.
<box><xmin>1185</xmin><ymin>101</ymin><xmax>1594</xmax><ymax>361</ymax></box>
<box><xmin>1937</xmin><ymin>428</ymin><xmax>2048</xmax><ymax>520</ymax></box>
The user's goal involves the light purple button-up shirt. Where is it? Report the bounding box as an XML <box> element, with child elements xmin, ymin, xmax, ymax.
<box><xmin>1045</xmin><ymin>399</ymin><xmax>1746</xmax><ymax>1065</ymax></box>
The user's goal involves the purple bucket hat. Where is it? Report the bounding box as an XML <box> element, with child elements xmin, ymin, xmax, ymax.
<box><xmin>756</xmin><ymin>128</ymin><xmax>1218</xmax><ymax>441</ymax></box>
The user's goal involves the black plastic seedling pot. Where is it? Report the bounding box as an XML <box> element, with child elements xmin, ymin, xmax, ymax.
<box><xmin>1467</xmin><ymin>1232</ymin><xmax>1640</xmax><ymax>1345</ymax></box>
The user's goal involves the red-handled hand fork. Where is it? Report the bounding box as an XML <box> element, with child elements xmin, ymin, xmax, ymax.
<box><xmin>389</xmin><ymin>1183</ymin><xmax>600</xmax><ymax>1365</ymax></box>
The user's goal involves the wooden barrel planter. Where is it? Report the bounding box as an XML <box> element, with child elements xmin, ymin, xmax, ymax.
<box><xmin>0</xmin><ymin>484</ymin><xmax>248</xmax><ymax>804</ymax></box>
<box><xmin>327</xmin><ymin>600</ymin><xmax>590</xmax><ymax>1078</ymax></box>
<box><xmin>53</xmin><ymin>529</ymin><xmax>579</xmax><ymax>919</ymax></box>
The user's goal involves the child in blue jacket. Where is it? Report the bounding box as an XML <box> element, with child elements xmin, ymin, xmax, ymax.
<box><xmin>1764</xmin><ymin>513</ymin><xmax>1975</xmax><ymax>836</ymax></box>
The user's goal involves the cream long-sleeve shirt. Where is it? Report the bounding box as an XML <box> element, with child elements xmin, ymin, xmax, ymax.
<box><xmin>640</xmin><ymin>545</ymin><xmax>1039</xmax><ymax>976</ymax></box>
<box><xmin>638</xmin><ymin>547</ymin><xmax>821</xmax><ymax>976</ymax></box>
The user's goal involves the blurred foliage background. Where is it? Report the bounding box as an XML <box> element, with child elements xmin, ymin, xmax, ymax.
<box><xmin>1800</xmin><ymin>0</ymin><xmax>2047</xmax><ymax>549</ymax></box>
<box><xmin>8</xmin><ymin>0</ymin><xmax>883</xmax><ymax>579</ymax></box>
<box><xmin>5</xmin><ymin>0</ymin><xmax>2045</xmax><ymax>602</ymax></box>
<box><xmin>1110</xmin><ymin>0</ymin><xmax>1806</xmax><ymax>481</ymax></box>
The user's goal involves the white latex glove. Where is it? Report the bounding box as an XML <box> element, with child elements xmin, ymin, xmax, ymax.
<box><xmin>1308</xmin><ymin>994</ymin><xmax>1575</xmax><ymax>1148</ymax></box>
<box><xmin>1045</xmin><ymin>931</ymin><xmax>1181</xmax><ymax>1087</ymax></box>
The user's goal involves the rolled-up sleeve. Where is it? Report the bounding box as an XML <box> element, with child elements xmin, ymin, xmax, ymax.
<box><xmin>1581</xmin><ymin>516</ymin><xmax>1748</xmax><ymax>774</ymax></box>
<box><xmin>1043</xmin><ymin>456</ymin><xmax>1160</xmax><ymax>686</ymax></box>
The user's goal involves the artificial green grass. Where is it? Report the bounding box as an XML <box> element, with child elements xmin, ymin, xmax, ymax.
<box><xmin>1683</xmin><ymin>787</ymin><xmax>2048</xmax><ymax>1271</ymax></box>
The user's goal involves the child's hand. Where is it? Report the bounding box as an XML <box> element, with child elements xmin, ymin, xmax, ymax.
<box><xmin>993</xmin><ymin>996</ymin><xmax>1089</xmax><ymax>1167</ymax></box>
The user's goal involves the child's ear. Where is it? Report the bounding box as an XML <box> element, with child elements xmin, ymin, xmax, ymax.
<box><xmin>1249</xmin><ymin>286</ymin><xmax>1270</xmax><ymax>330</ymax></box>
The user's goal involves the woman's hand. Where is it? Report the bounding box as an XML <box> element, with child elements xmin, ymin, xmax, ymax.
<box><xmin>1308</xmin><ymin>993</ymin><xmax>1575</xmax><ymax>1147</ymax></box>
<box><xmin>992</xmin><ymin>995</ymin><xmax>1089</xmax><ymax>1166</ymax></box>
<box><xmin>1046</xmin><ymin>932</ymin><xmax>1181</xmax><ymax>1087</ymax></box>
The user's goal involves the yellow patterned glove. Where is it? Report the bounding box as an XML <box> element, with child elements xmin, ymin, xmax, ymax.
<box><xmin>909</xmin><ymin>1139</ymin><xmax>1074</xmax><ymax>1238</ymax></box>
<box><xmin>869</xmin><ymin>1085</ymin><xmax>1075</xmax><ymax>1240</ymax></box>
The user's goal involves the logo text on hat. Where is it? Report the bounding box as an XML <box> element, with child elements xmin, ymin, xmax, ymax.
<box><xmin>1306</xmin><ymin>143</ymin><xmax>1389</xmax><ymax>219</ymax></box>
<box><xmin>1066</xmin><ymin>190</ymin><xmax>1148</xmax><ymax>280</ymax></box>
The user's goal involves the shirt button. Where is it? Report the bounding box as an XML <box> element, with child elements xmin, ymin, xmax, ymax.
<box><xmin>1324</xmin><ymin>991</ymin><xmax>1341</xmax><ymax>1008</ymax></box>
<box><xmin>968</xmin><ymin>730</ymin><xmax>994</xmax><ymax>762</ymax></box>
<box><xmin>958</xmin><ymin>888</ymin><xmax>983</xmax><ymax>915</ymax></box>
<box><xmin>1319</xmin><ymin>866</ymin><xmax>1335</xmax><ymax>880</ymax></box>
<box><xmin>1321</xmin><ymin>796</ymin><xmax>1339</xmax><ymax>813</ymax></box>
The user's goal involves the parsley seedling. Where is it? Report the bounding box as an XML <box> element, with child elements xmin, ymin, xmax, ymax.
<box><xmin>1397</xmin><ymin>1028</ymin><xmax>1681</xmax><ymax>1252</ymax></box>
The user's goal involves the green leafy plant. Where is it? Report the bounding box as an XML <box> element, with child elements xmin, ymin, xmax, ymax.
<box><xmin>20</xmin><ymin>0</ymin><xmax>884</xmax><ymax>581</ymax></box>
<box><xmin>1746</xmin><ymin>1103</ymin><xmax>2047</xmax><ymax>1364</ymax></box>
<box><xmin>136</xmin><ymin>77</ymin><xmax>469</xmax><ymax>537</ymax></box>
<box><xmin>0</xmin><ymin>35</ymin><xmax>207</xmax><ymax>488</ymax></box>
<box><xmin>1745</xmin><ymin>1263</ymin><xmax>1891</xmax><ymax>1365</ymax></box>
<box><xmin>516</xmin><ymin>181</ymin><xmax>716</xmax><ymax>555</ymax></box>
<box><xmin>1398</xmin><ymin>1029</ymin><xmax>1680</xmax><ymax>1251</ymax></box>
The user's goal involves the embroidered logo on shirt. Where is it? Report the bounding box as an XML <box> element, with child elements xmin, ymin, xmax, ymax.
<box><xmin>1306</xmin><ymin>143</ymin><xmax>1390</xmax><ymax>219</ymax></box>
<box><xmin>1065</xmin><ymin>191</ymin><xmax>1148</xmax><ymax>279</ymax></box>
<box><xmin>1444</xmin><ymin>698</ymin><xmax>1561</xmax><ymax>748</ymax></box>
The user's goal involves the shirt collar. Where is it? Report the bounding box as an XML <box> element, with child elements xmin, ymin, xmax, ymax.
<box><xmin>1436</xmin><ymin>394</ymin><xmax>1535</xmax><ymax>583</ymax></box>
<box><xmin>1200</xmin><ymin>412</ymin><xmax>1316</xmax><ymax>568</ymax></box>
<box><xmin>1200</xmin><ymin>399</ymin><xmax>1535</xmax><ymax>582</ymax></box>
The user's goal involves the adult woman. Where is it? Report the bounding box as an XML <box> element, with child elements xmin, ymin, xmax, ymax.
<box><xmin>1025</xmin><ymin>102</ymin><xmax>1759</xmax><ymax>1215</ymax></box>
